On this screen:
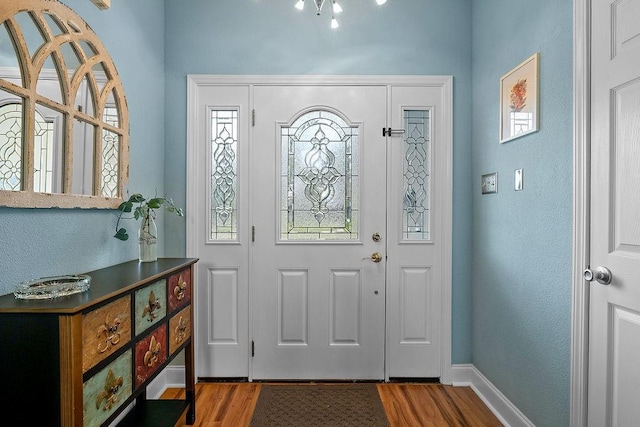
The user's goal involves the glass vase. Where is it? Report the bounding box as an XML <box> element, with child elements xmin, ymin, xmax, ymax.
<box><xmin>138</xmin><ymin>213</ymin><xmax>158</xmax><ymax>262</ymax></box>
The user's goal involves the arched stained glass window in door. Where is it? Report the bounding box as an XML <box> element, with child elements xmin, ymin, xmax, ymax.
<box><xmin>281</xmin><ymin>109</ymin><xmax>359</xmax><ymax>241</ymax></box>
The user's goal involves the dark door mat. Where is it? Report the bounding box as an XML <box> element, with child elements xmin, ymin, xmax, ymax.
<box><xmin>250</xmin><ymin>384</ymin><xmax>390</xmax><ymax>426</ymax></box>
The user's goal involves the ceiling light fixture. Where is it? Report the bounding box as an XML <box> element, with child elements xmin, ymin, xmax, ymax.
<box><xmin>294</xmin><ymin>0</ymin><xmax>387</xmax><ymax>29</ymax></box>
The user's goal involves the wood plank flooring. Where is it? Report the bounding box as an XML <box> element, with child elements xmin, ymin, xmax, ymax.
<box><xmin>161</xmin><ymin>383</ymin><xmax>502</xmax><ymax>426</ymax></box>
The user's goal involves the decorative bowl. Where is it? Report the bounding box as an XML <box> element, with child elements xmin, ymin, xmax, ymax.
<box><xmin>14</xmin><ymin>275</ymin><xmax>91</xmax><ymax>300</ymax></box>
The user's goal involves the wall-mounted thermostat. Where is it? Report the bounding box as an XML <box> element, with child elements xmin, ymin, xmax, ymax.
<box><xmin>481</xmin><ymin>172</ymin><xmax>498</xmax><ymax>194</ymax></box>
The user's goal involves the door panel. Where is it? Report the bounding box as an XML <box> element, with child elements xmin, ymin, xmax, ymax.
<box><xmin>192</xmin><ymin>85</ymin><xmax>250</xmax><ymax>378</ymax></box>
<box><xmin>387</xmin><ymin>86</ymin><xmax>445</xmax><ymax>378</ymax></box>
<box><xmin>588</xmin><ymin>0</ymin><xmax>640</xmax><ymax>424</ymax></box>
<box><xmin>251</xmin><ymin>85</ymin><xmax>387</xmax><ymax>380</ymax></box>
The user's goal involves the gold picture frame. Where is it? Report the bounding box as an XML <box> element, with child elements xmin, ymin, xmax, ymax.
<box><xmin>500</xmin><ymin>53</ymin><xmax>539</xmax><ymax>143</ymax></box>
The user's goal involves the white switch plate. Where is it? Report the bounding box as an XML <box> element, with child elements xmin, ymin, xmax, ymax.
<box><xmin>481</xmin><ymin>172</ymin><xmax>498</xmax><ymax>194</ymax></box>
<box><xmin>515</xmin><ymin>168</ymin><xmax>523</xmax><ymax>191</ymax></box>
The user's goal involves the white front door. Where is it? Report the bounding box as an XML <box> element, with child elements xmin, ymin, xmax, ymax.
<box><xmin>187</xmin><ymin>76</ymin><xmax>452</xmax><ymax>382</ymax></box>
<box><xmin>587</xmin><ymin>0</ymin><xmax>640</xmax><ymax>424</ymax></box>
<box><xmin>251</xmin><ymin>85</ymin><xmax>387</xmax><ymax>380</ymax></box>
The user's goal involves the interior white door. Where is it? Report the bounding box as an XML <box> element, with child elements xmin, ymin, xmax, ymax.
<box><xmin>587</xmin><ymin>0</ymin><xmax>640</xmax><ymax>424</ymax></box>
<box><xmin>251</xmin><ymin>85</ymin><xmax>387</xmax><ymax>380</ymax></box>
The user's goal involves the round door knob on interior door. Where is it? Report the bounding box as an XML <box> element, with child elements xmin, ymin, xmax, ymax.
<box><xmin>362</xmin><ymin>252</ymin><xmax>383</xmax><ymax>263</ymax></box>
<box><xmin>583</xmin><ymin>266</ymin><xmax>612</xmax><ymax>285</ymax></box>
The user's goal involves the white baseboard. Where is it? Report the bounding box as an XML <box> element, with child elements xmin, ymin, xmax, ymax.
<box><xmin>451</xmin><ymin>364</ymin><xmax>534</xmax><ymax>427</ymax></box>
<box><xmin>147</xmin><ymin>365</ymin><xmax>187</xmax><ymax>399</ymax></box>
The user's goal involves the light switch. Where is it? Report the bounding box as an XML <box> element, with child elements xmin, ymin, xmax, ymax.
<box><xmin>515</xmin><ymin>169</ymin><xmax>523</xmax><ymax>191</ymax></box>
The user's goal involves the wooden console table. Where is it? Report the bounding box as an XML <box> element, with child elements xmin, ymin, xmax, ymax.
<box><xmin>0</xmin><ymin>258</ymin><xmax>198</xmax><ymax>427</ymax></box>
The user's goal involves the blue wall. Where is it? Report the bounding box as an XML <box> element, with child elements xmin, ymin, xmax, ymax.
<box><xmin>163</xmin><ymin>0</ymin><xmax>474</xmax><ymax>365</ymax></box>
<box><xmin>471</xmin><ymin>1</ymin><xmax>573</xmax><ymax>426</ymax></box>
<box><xmin>0</xmin><ymin>0</ymin><xmax>166</xmax><ymax>294</ymax></box>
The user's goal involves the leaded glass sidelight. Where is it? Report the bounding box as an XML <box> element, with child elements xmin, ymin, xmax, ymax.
<box><xmin>281</xmin><ymin>109</ymin><xmax>359</xmax><ymax>241</ymax></box>
<box><xmin>402</xmin><ymin>110</ymin><xmax>430</xmax><ymax>240</ymax></box>
<box><xmin>210</xmin><ymin>110</ymin><xmax>238</xmax><ymax>240</ymax></box>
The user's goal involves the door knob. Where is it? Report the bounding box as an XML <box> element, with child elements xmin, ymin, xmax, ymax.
<box><xmin>583</xmin><ymin>266</ymin><xmax>612</xmax><ymax>285</ymax></box>
<box><xmin>363</xmin><ymin>252</ymin><xmax>383</xmax><ymax>263</ymax></box>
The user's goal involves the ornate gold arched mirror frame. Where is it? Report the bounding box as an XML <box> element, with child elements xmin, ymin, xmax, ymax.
<box><xmin>0</xmin><ymin>0</ymin><xmax>128</xmax><ymax>208</ymax></box>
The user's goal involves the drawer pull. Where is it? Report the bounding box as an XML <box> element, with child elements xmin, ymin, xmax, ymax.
<box><xmin>142</xmin><ymin>291</ymin><xmax>161</xmax><ymax>321</ymax></box>
<box><xmin>95</xmin><ymin>369</ymin><xmax>124</xmax><ymax>411</ymax></box>
<box><xmin>97</xmin><ymin>314</ymin><xmax>122</xmax><ymax>353</ymax></box>
<box><xmin>174</xmin><ymin>316</ymin><xmax>188</xmax><ymax>343</ymax></box>
<box><xmin>144</xmin><ymin>335</ymin><xmax>162</xmax><ymax>368</ymax></box>
<box><xmin>174</xmin><ymin>274</ymin><xmax>187</xmax><ymax>301</ymax></box>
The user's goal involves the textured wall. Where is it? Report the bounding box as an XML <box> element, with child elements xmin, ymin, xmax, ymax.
<box><xmin>0</xmin><ymin>0</ymin><xmax>166</xmax><ymax>295</ymax></box>
<box><xmin>471</xmin><ymin>1</ymin><xmax>573</xmax><ymax>425</ymax></box>
<box><xmin>163</xmin><ymin>0</ymin><xmax>474</xmax><ymax>364</ymax></box>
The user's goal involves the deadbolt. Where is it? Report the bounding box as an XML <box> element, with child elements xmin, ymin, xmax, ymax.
<box><xmin>372</xmin><ymin>232</ymin><xmax>382</xmax><ymax>242</ymax></box>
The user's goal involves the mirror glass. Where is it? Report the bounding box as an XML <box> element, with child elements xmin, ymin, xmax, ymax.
<box><xmin>14</xmin><ymin>11</ymin><xmax>45</xmax><ymax>62</ymax></box>
<box><xmin>42</xmin><ymin>12</ymin><xmax>66</xmax><ymax>37</ymax></box>
<box><xmin>36</xmin><ymin>54</ymin><xmax>64</xmax><ymax>116</ymax></box>
<box><xmin>72</xmin><ymin>118</ymin><xmax>95</xmax><ymax>196</ymax></box>
<box><xmin>0</xmin><ymin>1</ymin><xmax>129</xmax><ymax>208</ymax></box>
<box><xmin>0</xmin><ymin>89</ymin><xmax>23</xmax><ymax>191</ymax></box>
<box><xmin>0</xmin><ymin>22</ymin><xmax>21</xmax><ymax>84</ymax></box>
<box><xmin>34</xmin><ymin>103</ymin><xmax>64</xmax><ymax>193</ymax></box>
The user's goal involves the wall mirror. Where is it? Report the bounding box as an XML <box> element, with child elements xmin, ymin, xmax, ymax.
<box><xmin>0</xmin><ymin>0</ymin><xmax>128</xmax><ymax>208</ymax></box>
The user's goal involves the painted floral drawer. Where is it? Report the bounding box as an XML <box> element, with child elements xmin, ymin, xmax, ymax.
<box><xmin>169</xmin><ymin>305</ymin><xmax>191</xmax><ymax>355</ymax></box>
<box><xmin>134</xmin><ymin>279</ymin><xmax>167</xmax><ymax>336</ymax></box>
<box><xmin>135</xmin><ymin>324</ymin><xmax>168</xmax><ymax>388</ymax></box>
<box><xmin>82</xmin><ymin>296</ymin><xmax>132</xmax><ymax>373</ymax></box>
<box><xmin>82</xmin><ymin>349</ymin><xmax>132</xmax><ymax>427</ymax></box>
<box><xmin>168</xmin><ymin>268</ymin><xmax>191</xmax><ymax>312</ymax></box>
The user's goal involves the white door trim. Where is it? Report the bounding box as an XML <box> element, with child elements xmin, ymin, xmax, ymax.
<box><xmin>571</xmin><ymin>0</ymin><xmax>590</xmax><ymax>426</ymax></box>
<box><xmin>186</xmin><ymin>75</ymin><xmax>452</xmax><ymax>384</ymax></box>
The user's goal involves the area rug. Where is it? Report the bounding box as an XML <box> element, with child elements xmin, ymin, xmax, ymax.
<box><xmin>250</xmin><ymin>384</ymin><xmax>390</xmax><ymax>426</ymax></box>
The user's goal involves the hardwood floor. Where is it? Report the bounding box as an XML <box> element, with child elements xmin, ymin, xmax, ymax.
<box><xmin>161</xmin><ymin>383</ymin><xmax>502</xmax><ymax>426</ymax></box>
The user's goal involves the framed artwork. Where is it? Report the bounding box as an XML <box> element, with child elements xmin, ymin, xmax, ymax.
<box><xmin>500</xmin><ymin>53</ymin><xmax>539</xmax><ymax>143</ymax></box>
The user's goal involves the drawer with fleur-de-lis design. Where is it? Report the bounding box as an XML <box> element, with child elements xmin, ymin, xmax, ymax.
<box><xmin>168</xmin><ymin>268</ymin><xmax>191</xmax><ymax>311</ymax></box>
<box><xmin>82</xmin><ymin>349</ymin><xmax>132</xmax><ymax>427</ymax></box>
<box><xmin>82</xmin><ymin>296</ymin><xmax>132</xmax><ymax>372</ymax></box>
<box><xmin>169</xmin><ymin>305</ymin><xmax>191</xmax><ymax>355</ymax></box>
<box><xmin>134</xmin><ymin>324</ymin><xmax>167</xmax><ymax>388</ymax></box>
<box><xmin>134</xmin><ymin>280</ymin><xmax>167</xmax><ymax>336</ymax></box>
